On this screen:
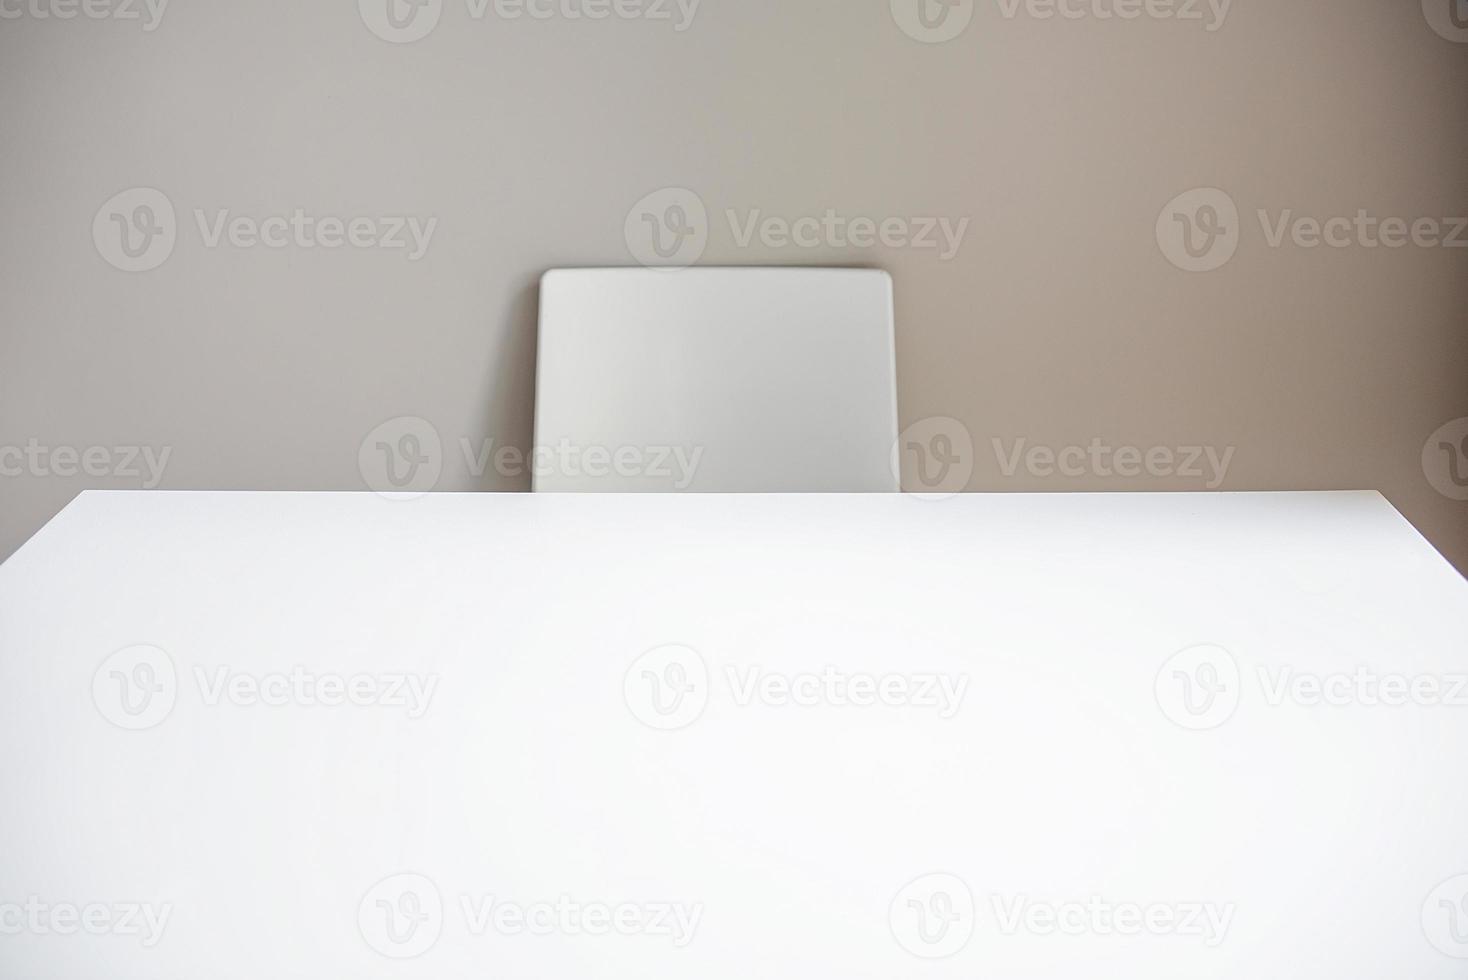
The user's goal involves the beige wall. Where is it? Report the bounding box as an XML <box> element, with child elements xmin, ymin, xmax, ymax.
<box><xmin>1</xmin><ymin>0</ymin><xmax>1465</xmax><ymax>570</ymax></box>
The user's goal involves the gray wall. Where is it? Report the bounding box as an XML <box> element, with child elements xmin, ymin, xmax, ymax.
<box><xmin>2</xmin><ymin>0</ymin><xmax>1465</xmax><ymax>570</ymax></box>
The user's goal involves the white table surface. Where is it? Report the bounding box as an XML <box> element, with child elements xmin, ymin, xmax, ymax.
<box><xmin>1</xmin><ymin>489</ymin><xmax>1466</xmax><ymax>979</ymax></box>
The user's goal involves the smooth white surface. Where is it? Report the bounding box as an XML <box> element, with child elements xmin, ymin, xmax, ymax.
<box><xmin>1</xmin><ymin>490</ymin><xmax>1467</xmax><ymax>979</ymax></box>
<box><xmin>532</xmin><ymin>267</ymin><xmax>900</xmax><ymax>492</ymax></box>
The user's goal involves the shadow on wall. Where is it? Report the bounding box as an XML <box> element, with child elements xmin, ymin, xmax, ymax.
<box><xmin>470</xmin><ymin>277</ymin><xmax>540</xmax><ymax>492</ymax></box>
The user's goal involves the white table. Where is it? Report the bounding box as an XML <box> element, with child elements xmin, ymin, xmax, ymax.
<box><xmin>1</xmin><ymin>490</ymin><xmax>1465</xmax><ymax>979</ymax></box>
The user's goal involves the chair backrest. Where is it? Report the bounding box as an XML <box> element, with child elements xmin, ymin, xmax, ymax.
<box><xmin>532</xmin><ymin>267</ymin><xmax>899</xmax><ymax>492</ymax></box>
